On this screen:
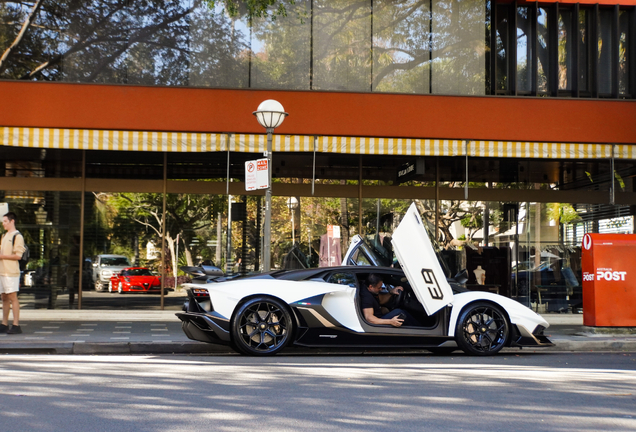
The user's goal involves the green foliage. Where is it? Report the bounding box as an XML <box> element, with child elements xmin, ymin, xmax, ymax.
<box><xmin>461</xmin><ymin>213</ymin><xmax>482</xmax><ymax>229</ymax></box>
<box><xmin>206</xmin><ymin>0</ymin><xmax>292</xmax><ymax>20</ymax></box>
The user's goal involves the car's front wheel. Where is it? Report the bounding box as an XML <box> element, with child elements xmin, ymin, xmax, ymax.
<box><xmin>231</xmin><ymin>296</ymin><xmax>293</xmax><ymax>356</ymax></box>
<box><xmin>118</xmin><ymin>282</ymin><xmax>123</xmax><ymax>294</ymax></box>
<box><xmin>95</xmin><ymin>281</ymin><xmax>104</xmax><ymax>292</ymax></box>
<box><xmin>455</xmin><ymin>302</ymin><xmax>509</xmax><ymax>356</ymax></box>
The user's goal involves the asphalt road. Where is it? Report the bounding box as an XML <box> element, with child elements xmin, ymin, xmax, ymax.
<box><xmin>0</xmin><ymin>352</ymin><xmax>634</xmax><ymax>432</ymax></box>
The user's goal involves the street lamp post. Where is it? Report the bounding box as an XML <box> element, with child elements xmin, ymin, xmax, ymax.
<box><xmin>253</xmin><ymin>99</ymin><xmax>288</xmax><ymax>271</ymax></box>
<box><xmin>287</xmin><ymin>196</ymin><xmax>299</xmax><ymax>245</ymax></box>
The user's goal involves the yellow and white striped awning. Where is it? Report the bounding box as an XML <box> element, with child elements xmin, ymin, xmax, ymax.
<box><xmin>2</xmin><ymin>126</ymin><xmax>635</xmax><ymax>160</ymax></box>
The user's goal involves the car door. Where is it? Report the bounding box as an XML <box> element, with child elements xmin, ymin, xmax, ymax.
<box><xmin>320</xmin><ymin>271</ymin><xmax>364</xmax><ymax>332</ymax></box>
<box><xmin>391</xmin><ymin>203</ymin><xmax>454</xmax><ymax>316</ymax></box>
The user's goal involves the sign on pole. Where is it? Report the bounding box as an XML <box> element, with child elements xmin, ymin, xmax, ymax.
<box><xmin>245</xmin><ymin>158</ymin><xmax>269</xmax><ymax>191</ymax></box>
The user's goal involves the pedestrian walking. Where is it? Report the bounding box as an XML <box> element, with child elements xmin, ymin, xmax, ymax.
<box><xmin>0</xmin><ymin>211</ymin><xmax>26</xmax><ymax>334</ymax></box>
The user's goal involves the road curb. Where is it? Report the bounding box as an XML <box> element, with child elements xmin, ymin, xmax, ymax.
<box><xmin>2</xmin><ymin>339</ymin><xmax>635</xmax><ymax>355</ymax></box>
<box><xmin>545</xmin><ymin>338</ymin><xmax>636</xmax><ymax>352</ymax></box>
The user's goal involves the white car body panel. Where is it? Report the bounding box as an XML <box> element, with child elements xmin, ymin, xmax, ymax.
<box><xmin>448</xmin><ymin>291</ymin><xmax>550</xmax><ymax>336</ymax></box>
<box><xmin>391</xmin><ymin>203</ymin><xmax>455</xmax><ymax>315</ymax></box>
<box><xmin>321</xmin><ymin>287</ymin><xmax>364</xmax><ymax>332</ymax></box>
<box><xmin>185</xmin><ymin>278</ymin><xmax>357</xmax><ymax>324</ymax></box>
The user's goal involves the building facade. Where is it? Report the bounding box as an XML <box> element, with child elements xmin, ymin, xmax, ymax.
<box><xmin>1</xmin><ymin>0</ymin><xmax>635</xmax><ymax>311</ymax></box>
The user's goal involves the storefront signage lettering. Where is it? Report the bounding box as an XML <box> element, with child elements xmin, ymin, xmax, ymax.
<box><xmin>396</xmin><ymin>159</ymin><xmax>425</xmax><ymax>183</ymax></box>
<box><xmin>398</xmin><ymin>164</ymin><xmax>415</xmax><ymax>177</ymax></box>
<box><xmin>583</xmin><ymin>269</ymin><xmax>627</xmax><ymax>282</ymax></box>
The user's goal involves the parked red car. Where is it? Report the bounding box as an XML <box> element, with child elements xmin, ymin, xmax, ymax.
<box><xmin>109</xmin><ymin>267</ymin><xmax>162</xmax><ymax>294</ymax></box>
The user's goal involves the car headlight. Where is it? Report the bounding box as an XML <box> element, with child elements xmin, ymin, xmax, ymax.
<box><xmin>101</xmin><ymin>270</ymin><xmax>112</xmax><ymax>277</ymax></box>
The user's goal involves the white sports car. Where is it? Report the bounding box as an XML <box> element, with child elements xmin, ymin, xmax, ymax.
<box><xmin>177</xmin><ymin>203</ymin><xmax>553</xmax><ymax>356</ymax></box>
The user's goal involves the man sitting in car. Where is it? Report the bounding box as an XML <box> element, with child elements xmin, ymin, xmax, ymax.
<box><xmin>360</xmin><ymin>273</ymin><xmax>418</xmax><ymax>327</ymax></box>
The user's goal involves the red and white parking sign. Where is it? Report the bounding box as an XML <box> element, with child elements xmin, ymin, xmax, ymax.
<box><xmin>245</xmin><ymin>158</ymin><xmax>269</xmax><ymax>191</ymax></box>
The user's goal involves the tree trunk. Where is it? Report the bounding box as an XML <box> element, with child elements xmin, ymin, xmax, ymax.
<box><xmin>0</xmin><ymin>0</ymin><xmax>44</xmax><ymax>74</ymax></box>
<box><xmin>165</xmin><ymin>236</ymin><xmax>177</xmax><ymax>279</ymax></box>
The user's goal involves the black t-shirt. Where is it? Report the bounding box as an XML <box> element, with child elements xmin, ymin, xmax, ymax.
<box><xmin>360</xmin><ymin>286</ymin><xmax>382</xmax><ymax>318</ymax></box>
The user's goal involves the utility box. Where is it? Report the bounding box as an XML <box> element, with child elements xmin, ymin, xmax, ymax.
<box><xmin>581</xmin><ymin>233</ymin><xmax>636</xmax><ymax>327</ymax></box>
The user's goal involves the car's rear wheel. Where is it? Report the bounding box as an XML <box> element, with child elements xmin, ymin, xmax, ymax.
<box><xmin>231</xmin><ymin>296</ymin><xmax>293</xmax><ymax>356</ymax></box>
<box><xmin>118</xmin><ymin>282</ymin><xmax>123</xmax><ymax>294</ymax></box>
<box><xmin>455</xmin><ymin>302</ymin><xmax>509</xmax><ymax>356</ymax></box>
<box><xmin>108</xmin><ymin>281</ymin><xmax>113</xmax><ymax>293</ymax></box>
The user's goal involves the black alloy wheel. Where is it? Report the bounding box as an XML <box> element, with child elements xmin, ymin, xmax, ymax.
<box><xmin>231</xmin><ymin>296</ymin><xmax>293</xmax><ymax>356</ymax></box>
<box><xmin>455</xmin><ymin>302</ymin><xmax>509</xmax><ymax>356</ymax></box>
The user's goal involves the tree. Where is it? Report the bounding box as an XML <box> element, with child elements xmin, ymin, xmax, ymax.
<box><xmin>108</xmin><ymin>192</ymin><xmax>224</xmax><ymax>278</ymax></box>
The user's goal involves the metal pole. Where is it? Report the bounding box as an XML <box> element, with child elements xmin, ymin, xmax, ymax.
<box><xmin>291</xmin><ymin>206</ymin><xmax>295</xmax><ymax>246</ymax></box>
<box><xmin>175</xmin><ymin>233</ymin><xmax>179</xmax><ymax>289</ymax></box>
<box><xmin>263</xmin><ymin>128</ymin><xmax>273</xmax><ymax>271</ymax></box>
<box><xmin>160</xmin><ymin>152</ymin><xmax>167</xmax><ymax>310</ymax></box>
<box><xmin>77</xmin><ymin>150</ymin><xmax>86</xmax><ymax>310</ymax></box>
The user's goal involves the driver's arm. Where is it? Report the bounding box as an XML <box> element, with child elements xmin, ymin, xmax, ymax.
<box><xmin>377</xmin><ymin>285</ymin><xmax>404</xmax><ymax>305</ymax></box>
<box><xmin>362</xmin><ymin>308</ymin><xmax>403</xmax><ymax>327</ymax></box>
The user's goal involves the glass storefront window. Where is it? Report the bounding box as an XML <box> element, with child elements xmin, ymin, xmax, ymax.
<box><xmin>250</xmin><ymin>1</ymin><xmax>311</xmax><ymax>90</ymax></box>
<box><xmin>1</xmin><ymin>191</ymin><xmax>81</xmax><ymax>310</ymax></box>
<box><xmin>1</xmin><ymin>148</ymin><xmax>82</xmax><ymax>179</ymax></box>
<box><xmin>86</xmin><ymin>150</ymin><xmax>164</xmax><ymax>180</ymax></box>
<box><xmin>558</xmin><ymin>8</ymin><xmax>573</xmax><ymax>92</ymax></box>
<box><xmin>372</xmin><ymin>0</ymin><xmax>431</xmax><ymax>94</ymax></box>
<box><xmin>598</xmin><ymin>8</ymin><xmax>615</xmax><ymax>96</ymax></box>
<box><xmin>517</xmin><ymin>6</ymin><xmax>534</xmax><ymax>93</ymax></box>
<box><xmin>313</xmin><ymin>1</ymin><xmax>372</xmax><ymax>91</ymax></box>
<box><xmin>495</xmin><ymin>4</ymin><xmax>511</xmax><ymax>93</ymax></box>
<box><xmin>432</xmin><ymin>0</ymin><xmax>486</xmax><ymax>95</ymax></box>
<box><xmin>618</xmin><ymin>9</ymin><xmax>630</xmax><ymax>96</ymax></box>
<box><xmin>1</xmin><ymin>1</ymin><xmax>633</xmax><ymax>99</ymax></box>
<box><xmin>537</xmin><ymin>7</ymin><xmax>551</xmax><ymax>94</ymax></box>
<box><xmin>578</xmin><ymin>8</ymin><xmax>591</xmax><ymax>94</ymax></box>
<box><xmin>188</xmin><ymin>2</ymin><xmax>250</xmax><ymax>88</ymax></box>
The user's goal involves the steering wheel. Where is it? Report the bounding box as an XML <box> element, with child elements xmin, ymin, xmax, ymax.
<box><xmin>394</xmin><ymin>289</ymin><xmax>406</xmax><ymax>309</ymax></box>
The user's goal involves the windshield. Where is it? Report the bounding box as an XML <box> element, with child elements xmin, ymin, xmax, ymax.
<box><xmin>122</xmin><ymin>268</ymin><xmax>153</xmax><ymax>276</ymax></box>
<box><xmin>101</xmin><ymin>257</ymin><xmax>130</xmax><ymax>266</ymax></box>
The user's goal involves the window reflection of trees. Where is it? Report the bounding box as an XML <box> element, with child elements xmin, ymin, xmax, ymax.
<box><xmin>0</xmin><ymin>1</ymin><xmax>630</xmax><ymax>98</ymax></box>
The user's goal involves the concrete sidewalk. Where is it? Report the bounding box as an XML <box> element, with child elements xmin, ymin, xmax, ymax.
<box><xmin>0</xmin><ymin>310</ymin><xmax>635</xmax><ymax>355</ymax></box>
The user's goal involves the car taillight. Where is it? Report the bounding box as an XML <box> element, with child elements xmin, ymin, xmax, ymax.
<box><xmin>191</xmin><ymin>288</ymin><xmax>209</xmax><ymax>297</ymax></box>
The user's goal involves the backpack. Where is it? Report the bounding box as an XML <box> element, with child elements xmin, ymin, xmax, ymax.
<box><xmin>12</xmin><ymin>232</ymin><xmax>30</xmax><ymax>272</ymax></box>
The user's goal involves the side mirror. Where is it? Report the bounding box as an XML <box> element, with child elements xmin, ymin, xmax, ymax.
<box><xmin>454</xmin><ymin>269</ymin><xmax>469</xmax><ymax>285</ymax></box>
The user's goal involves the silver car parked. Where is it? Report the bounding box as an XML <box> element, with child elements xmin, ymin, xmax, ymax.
<box><xmin>92</xmin><ymin>254</ymin><xmax>131</xmax><ymax>291</ymax></box>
